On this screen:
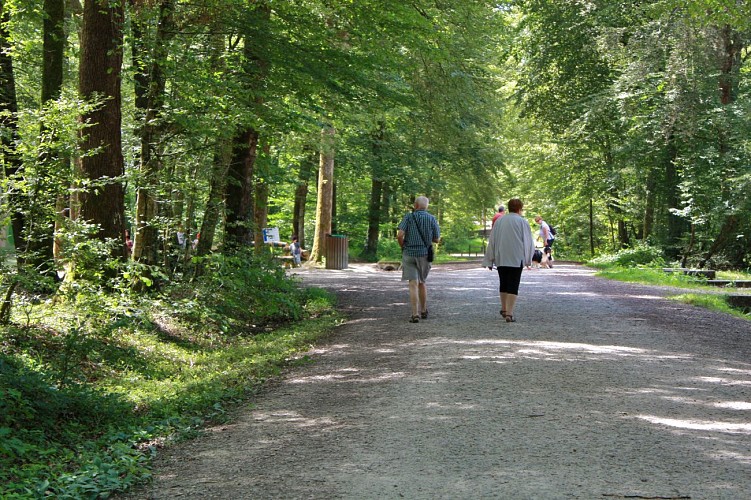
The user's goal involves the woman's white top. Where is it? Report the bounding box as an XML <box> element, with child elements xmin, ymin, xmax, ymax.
<box><xmin>482</xmin><ymin>212</ymin><xmax>535</xmax><ymax>268</ymax></box>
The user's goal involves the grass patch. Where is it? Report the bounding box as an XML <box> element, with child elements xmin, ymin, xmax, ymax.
<box><xmin>671</xmin><ymin>293</ymin><xmax>751</xmax><ymax>319</ymax></box>
<box><xmin>0</xmin><ymin>253</ymin><xmax>340</xmax><ymax>498</ymax></box>
<box><xmin>593</xmin><ymin>266</ymin><xmax>707</xmax><ymax>288</ymax></box>
<box><xmin>590</xmin><ymin>255</ymin><xmax>751</xmax><ymax>319</ymax></box>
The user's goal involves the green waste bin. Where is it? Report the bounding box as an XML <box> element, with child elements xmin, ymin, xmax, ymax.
<box><xmin>325</xmin><ymin>234</ymin><xmax>348</xmax><ymax>270</ymax></box>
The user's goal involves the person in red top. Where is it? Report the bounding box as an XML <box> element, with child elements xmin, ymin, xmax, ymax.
<box><xmin>491</xmin><ymin>205</ymin><xmax>505</xmax><ymax>226</ymax></box>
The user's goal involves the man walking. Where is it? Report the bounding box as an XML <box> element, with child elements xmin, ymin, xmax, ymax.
<box><xmin>397</xmin><ymin>196</ymin><xmax>440</xmax><ymax>323</ymax></box>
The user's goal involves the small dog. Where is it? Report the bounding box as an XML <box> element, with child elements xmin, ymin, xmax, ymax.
<box><xmin>532</xmin><ymin>248</ymin><xmax>552</xmax><ymax>269</ymax></box>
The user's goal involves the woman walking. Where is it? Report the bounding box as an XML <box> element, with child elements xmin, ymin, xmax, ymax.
<box><xmin>482</xmin><ymin>198</ymin><xmax>535</xmax><ymax>322</ymax></box>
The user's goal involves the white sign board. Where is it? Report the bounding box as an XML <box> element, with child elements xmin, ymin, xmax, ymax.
<box><xmin>262</xmin><ymin>227</ymin><xmax>280</xmax><ymax>244</ymax></box>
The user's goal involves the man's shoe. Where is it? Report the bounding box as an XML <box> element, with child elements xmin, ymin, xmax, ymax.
<box><xmin>410</xmin><ymin>315</ymin><xmax>420</xmax><ymax>323</ymax></box>
<box><xmin>421</xmin><ymin>310</ymin><xmax>428</xmax><ymax>319</ymax></box>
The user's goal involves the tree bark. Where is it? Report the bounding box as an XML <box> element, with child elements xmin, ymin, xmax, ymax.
<box><xmin>43</xmin><ymin>0</ymin><xmax>67</xmax><ymax>274</ymax></box>
<box><xmin>364</xmin><ymin>178</ymin><xmax>383</xmax><ymax>260</ymax></box>
<box><xmin>642</xmin><ymin>166</ymin><xmax>656</xmax><ymax>241</ymax></box>
<box><xmin>224</xmin><ymin>128</ymin><xmax>259</xmax><ymax>249</ymax></box>
<box><xmin>196</xmin><ymin>144</ymin><xmax>231</xmax><ymax>257</ymax></box>
<box><xmin>308</xmin><ymin>126</ymin><xmax>335</xmax><ymax>264</ymax></box>
<box><xmin>589</xmin><ymin>198</ymin><xmax>595</xmax><ymax>257</ymax></box>
<box><xmin>132</xmin><ymin>0</ymin><xmax>174</xmax><ymax>265</ymax></box>
<box><xmin>78</xmin><ymin>0</ymin><xmax>126</xmax><ymax>254</ymax></box>
<box><xmin>364</xmin><ymin>123</ymin><xmax>385</xmax><ymax>260</ymax></box>
<box><xmin>0</xmin><ymin>4</ymin><xmax>24</xmax><ymax>261</ymax></box>
<box><xmin>253</xmin><ymin>146</ymin><xmax>270</xmax><ymax>254</ymax></box>
<box><xmin>292</xmin><ymin>149</ymin><xmax>315</xmax><ymax>248</ymax></box>
<box><xmin>224</xmin><ymin>3</ymin><xmax>271</xmax><ymax>251</ymax></box>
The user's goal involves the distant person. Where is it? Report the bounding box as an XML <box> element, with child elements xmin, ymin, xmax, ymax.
<box><xmin>124</xmin><ymin>229</ymin><xmax>133</xmax><ymax>258</ymax></box>
<box><xmin>176</xmin><ymin>227</ymin><xmax>187</xmax><ymax>250</ymax></box>
<box><xmin>192</xmin><ymin>232</ymin><xmax>200</xmax><ymax>251</ymax></box>
<box><xmin>483</xmin><ymin>198</ymin><xmax>535</xmax><ymax>323</ymax></box>
<box><xmin>289</xmin><ymin>235</ymin><xmax>302</xmax><ymax>266</ymax></box>
<box><xmin>534</xmin><ymin>215</ymin><xmax>555</xmax><ymax>267</ymax></box>
<box><xmin>491</xmin><ymin>205</ymin><xmax>506</xmax><ymax>226</ymax></box>
<box><xmin>397</xmin><ymin>196</ymin><xmax>440</xmax><ymax>323</ymax></box>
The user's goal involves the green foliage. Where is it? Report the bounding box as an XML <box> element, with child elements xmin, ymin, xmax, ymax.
<box><xmin>672</xmin><ymin>293</ymin><xmax>750</xmax><ymax>319</ymax></box>
<box><xmin>0</xmin><ymin>252</ymin><xmax>338</xmax><ymax>498</ymax></box>
<box><xmin>173</xmin><ymin>250</ymin><xmax>304</xmax><ymax>334</ymax></box>
<box><xmin>376</xmin><ymin>239</ymin><xmax>403</xmax><ymax>261</ymax></box>
<box><xmin>588</xmin><ymin>244</ymin><xmax>666</xmax><ymax>268</ymax></box>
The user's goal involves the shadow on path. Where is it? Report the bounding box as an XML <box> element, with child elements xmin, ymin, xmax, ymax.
<box><xmin>127</xmin><ymin>262</ymin><xmax>751</xmax><ymax>499</ymax></box>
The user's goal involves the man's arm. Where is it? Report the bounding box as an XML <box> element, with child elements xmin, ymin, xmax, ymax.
<box><xmin>397</xmin><ymin>229</ymin><xmax>405</xmax><ymax>248</ymax></box>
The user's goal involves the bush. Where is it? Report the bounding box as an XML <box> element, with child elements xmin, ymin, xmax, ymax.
<box><xmin>171</xmin><ymin>250</ymin><xmax>304</xmax><ymax>334</ymax></box>
<box><xmin>377</xmin><ymin>239</ymin><xmax>403</xmax><ymax>262</ymax></box>
<box><xmin>588</xmin><ymin>244</ymin><xmax>665</xmax><ymax>268</ymax></box>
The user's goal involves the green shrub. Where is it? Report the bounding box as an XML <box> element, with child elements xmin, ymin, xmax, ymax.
<box><xmin>173</xmin><ymin>250</ymin><xmax>304</xmax><ymax>334</ymax></box>
<box><xmin>588</xmin><ymin>244</ymin><xmax>665</xmax><ymax>268</ymax></box>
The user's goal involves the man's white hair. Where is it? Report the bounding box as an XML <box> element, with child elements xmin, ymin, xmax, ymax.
<box><xmin>415</xmin><ymin>196</ymin><xmax>429</xmax><ymax>209</ymax></box>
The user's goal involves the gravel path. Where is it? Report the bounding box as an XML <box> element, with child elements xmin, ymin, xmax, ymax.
<box><xmin>128</xmin><ymin>262</ymin><xmax>751</xmax><ymax>499</ymax></box>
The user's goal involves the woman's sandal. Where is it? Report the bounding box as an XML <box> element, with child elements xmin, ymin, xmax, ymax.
<box><xmin>500</xmin><ymin>310</ymin><xmax>507</xmax><ymax>318</ymax></box>
<box><xmin>505</xmin><ymin>314</ymin><xmax>515</xmax><ymax>323</ymax></box>
<box><xmin>410</xmin><ymin>315</ymin><xmax>420</xmax><ymax>323</ymax></box>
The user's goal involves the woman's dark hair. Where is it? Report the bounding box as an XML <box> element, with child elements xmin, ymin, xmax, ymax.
<box><xmin>507</xmin><ymin>198</ymin><xmax>523</xmax><ymax>213</ymax></box>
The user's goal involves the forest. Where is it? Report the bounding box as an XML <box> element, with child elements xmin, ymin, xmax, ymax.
<box><xmin>1</xmin><ymin>0</ymin><xmax>750</xmax><ymax>497</ymax></box>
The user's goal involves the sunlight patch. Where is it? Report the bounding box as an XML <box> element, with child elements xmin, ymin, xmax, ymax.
<box><xmin>637</xmin><ymin>415</ymin><xmax>751</xmax><ymax>433</ymax></box>
<box><xmin>713</xmin><ymin>401</ymin><xmax>751</xmax><ymax>410</ymax></box>
<box><xmin>693</xmin><ymin>376</ymin><xmax>751</xmax><ymax>387</ymax></box>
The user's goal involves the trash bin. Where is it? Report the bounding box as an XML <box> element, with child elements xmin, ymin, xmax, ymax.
<box><xmin>325</xmin><ymin>234</ymin><xmax>348</xmax><ymax>270</ymax></box>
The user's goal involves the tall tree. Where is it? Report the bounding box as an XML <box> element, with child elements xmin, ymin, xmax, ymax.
<box><xmin>292</xmin><ymin>148</ymin><xmax>316</xmax><ymax>248</ymax></box>
<box><xmin>224</xmin><ymin>2</ymin><xmax>271</xmax><ymax>251</ymax></box>
<box><xmin>0</xmin><ymin>1</ymin><xmax>23</xmax><ymax>262</ymax></box>
<box><xmin>77</xmin><ymin>0</ymin><xmax>126</xmax><ymax>254</ymax></box>
<box><xmin>307</xmin><ymin>125</ymin><xmax>335</xmax><ymax>264</ymax></box>
<box><xmin>132</xmin><ymin>0</ymin><xmax>175</xmax><ymax>264</ymax></box>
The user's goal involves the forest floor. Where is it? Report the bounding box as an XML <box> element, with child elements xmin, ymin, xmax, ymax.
<box><xmin>124</xmin><ymin>261</ymin><xmax>751</xmax><ymax>499</ymax></box>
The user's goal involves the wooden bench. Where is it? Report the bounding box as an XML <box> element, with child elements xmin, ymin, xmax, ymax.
<box><xmin>662</xmin><ymin>268</ymin><xmax>716</xmax><ymax>279</ymax></box>
<box><xmin>706</xmin><ymin>280</ymin><xmax>751</xmax><ymax>288</ymax></box>
<box><xmin>726</xmin><ymin>294</ymin><xmax>751</xmax><ymax>313</ymax></box>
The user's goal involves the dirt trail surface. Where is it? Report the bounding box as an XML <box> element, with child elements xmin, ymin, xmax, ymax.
<box><xmin>127</xmin><ymin>262</ymin><xmax>751</xmax><ymax>499</ymax></box>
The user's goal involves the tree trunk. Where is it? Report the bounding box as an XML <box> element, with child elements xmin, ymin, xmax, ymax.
<box><xmin>642</xmin><ymin>166</ymin><xmax>656</xmax><ymax>241</ymax></box>
<box><xmin>696</xmin><ymin>25</ymin><xmax>745</xmax><ymax>267</ymax></box>
<box><xmin>224</xmin><ymin>4</ymin><xmax>270</xmax><ymax>252</ymax></box>
<box><xmin>699</xmin><ymin>215</ymin><xmax>738</xmax><ymax>269</ymax></box>
<box><xmin>331</xmin><ymin>181</ymin><xmax>338</xmax><ymax>235</ymax></box>
<box><xmin>381</xmin><ymin>181</ymin><xmax>394</xmax><ymax>238</ymax></box>
<box><xmin>589</xmin><ymin>198</ymin><xmax>595</xmax><ymax>257</ymax></box>
<box><xmin>78</xmin><ymin>0</ymin><xmax>126</xmax><ymax>254</ymax></box>
<box><xmin>224</xmin><ymin>127</ymin><xmax>259</xmax><ymax>250</ymax></box>
<box><xmin>40</xmin><ymin>0</ymin><xmax>67</xmax><ymax>277</ymax></box>
<box><xmin>308</xmin><ymin>126</ymin><xmax>335</xmax><ymax>264</ymax></box>
<box><xmin>364</xmin><ymin>123</ymin><xmax>385</xmax><ymax>260</ymax></box>
<box><xmin>664</xmin><ymin>137</ymin><xmax>684</xmax><ymax>259</ymax></box>
<box><xmin>132</xmin><ymin>0</ymin><xmax>174</xmax><ymax>265</ymax></box>
<box><xmin>292</xmin><ymin>149</ymin><xmax>315</xmax><ymax>248</ymax></box>
<box><xmin>253</xmin><ymin>149</ymin><xmax>270</xmax><ymax>254</ymax></box>
<box><xmin>718</xmin><ymin>24</ymin><xmax>742</xmax><ymax>106</ymax></box>
<box><xmin>364</xmin><ymin>178</ymin><xmax>383</xmax><ymax>260</ymax></box>
<box><xmin>0</xmin><ymin>4</ymin><xmax>24</xmax><ymax>261</ymax></box>
<box><xmin>196</xmin><ymin>144</ymin><xmax>231</xmax><ymax>257</ymax></box>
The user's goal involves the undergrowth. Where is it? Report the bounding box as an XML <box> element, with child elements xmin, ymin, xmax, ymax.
<box><xmin>589</xmin><ymin>247</ymin><xmax>751</xmax><ymax>318</ymax></box>
<box><xmin>0</xmin><ymin>250</ymin><xmax>339</xmax><ymax>498</ymax></box>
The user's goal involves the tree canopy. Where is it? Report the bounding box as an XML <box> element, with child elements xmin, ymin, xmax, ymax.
<box><xmin>1</xmin><ymin>0</ymin><xmax>750</xmax><ymax>289</ymax></box>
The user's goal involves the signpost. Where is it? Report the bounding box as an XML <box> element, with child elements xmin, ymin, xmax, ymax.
<box><xmin>262</xmin><ymin>227</ymin><xmax>280</xmax><ymax>244</ymax></box>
